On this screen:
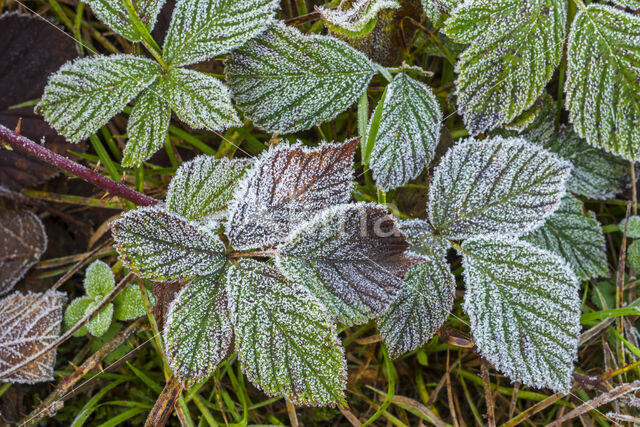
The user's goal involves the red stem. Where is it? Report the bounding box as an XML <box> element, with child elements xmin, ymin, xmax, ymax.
<box><xmin>0</xmin><ymin>124</ymin><xmax>158</xmax><ymax>207</ymax></box>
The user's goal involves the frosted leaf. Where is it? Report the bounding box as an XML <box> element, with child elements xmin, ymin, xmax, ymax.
<box><xmin>226</xmin><ymin>140</ymin><xmax>357</xmax><ymax>250</ymax></box>
<box><xmin>38</xmin><ymin>55</ymin><xmax>161</xmax><ymax>142</ymax></box>
<box><xmin>318</xmin><ymin>0</ymin><xmax>401</xmax><ymax>37</ymax></box>
<box><xmin>166</xmin><ymin>156</ymin><xmax>252</xmax><ymax>222</ymax></box>
<box><xmin>226</xmin><ymin>21</ymin><xmax>376</xmax><ymax>134</ymax></box>
<box><xmin>0</xmin><ymin>207</ymin><xmax>47</xmax><ymax>296</ymax></box>
<box><xmin>369</xmin><ymin>73</ymin><xmax>442</xmax><ymax>191</ymax></box>
<box><xmin>84</xmin><ymin>260</ymin><xmax>115</xmax><ymax>299</ymax></box>
<box><xmin>165</xmin><ymin>273</ymin><xmax>232</xmax><ymax>386</ymax></box>
<box><xmin>628</xmin><ymin>241</ymin><xmax>640</xmax><ymax>272</ymax></box>
<box><xmin>276</xmin><ymin>203</ymin><xmax>419</xmax><ymax>326</ymax></box>
<box><xmin>85</xmin><ymin>301</ymin><xmax>114</xmax><ymax>337</ymax></box>
<box><xmin>85</xmin><ymin>0</ymin><xmax>165</xmax><ymax>41</ymax></box>
<box><xmin>226</xmin><ymin>259</ymin><xmax>347</xmax><ymax>406</ymax></box>
<box><xmin>444</xmin><ymin>0</ymin><xmax>566</xmax><ymax>134</ymax></box>
<box><xmin>111</xmin><ymin>206</ymin><xmax>226</xmax><ymax>281</ymax></box>
<box><xmin>162</xmin><ymin>0</ymin><xmax>279</xmax><ymax>67</ymax></box>
<box><xmin>497</xmin><ymin>93</ymin><xmax>555</xmax><ymax>145</ymax></box>
<box><xmin>63</xmin><ymin>297</ymin><xmax>92</xmax><ymax>337</ymax></box>
<box><xmin>429</xmin><ymin>136</ymin><xmax>571</xmax><ymax>240</ymax></box>
<box><xmin>522</xmin><ymin>195</ymin><xmax>608</xmax><ymax>280</ymax></box>
<box><xmin>422</xmin><ymin>0</ymin><xmax>460</xmax><ymax>27</ymax></box>
<box><xmin>123</xmin><ymin>80</ymin><xmax>171</xmax><ymax>167</ymax></box>
<box><xmin>113</xmin><ymin>284</ymin><xmax>154</xmax><ymax>321</ymax></box>
<box><xmin>377</xmin><ymin>253</ymin><xmax>455</xmax><ymax>358</ymax></box>
<box><xmin>462</xmin><ymin>236</ymin><xmax>580</xmax><ymax>391</ymax></box>
<box><xmin>620</xmin><ymin>216</ymin><xmax>640</xmax><ymax>239</ymax></box>
<box><xmin>397</xmin><ymin>219</ymin><xmax>449</xmax><ymax>255</ymax></box>
<box><xmin>565</xmin><ymin>5</ymin><xmax>640</xmax><ymax>161</ymax></box>
<box><xmin>0</xmin><ymin>290</ymin><xmax>66</xmax><ymax>384</ymax></box>
<box><xmin>611</xmin><ymin>0</ymin><xmax>640</xmax><ymax>11</ymax></box>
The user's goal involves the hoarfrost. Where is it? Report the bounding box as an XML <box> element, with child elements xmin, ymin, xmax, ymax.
<box><xmin>85</xmin><ymin>0</ymin><xmax>165</xmax><ymax>42</ymax></box>
<box><xmin>610</xmin><ymin>0</ymin><xmax>640</xmax><ymax>9</ymax></box>
<box><xmin>113</xmin><ymin>284</ymin><xmax>154</xmax><ymax>321</ymax></box>
<box><xmin>318</xmin><ymin>0</ymin><xmax>400</xmax><ymax>36</ymax></box>
<box><xmin>84</xmin><ymin>260</ymin><xmax>115</xmax><ymax>299</ymax></box>
<box><xmin>64</xmin><ymin>297</ymin><xmax>92</xmax><ymax>337</ymax></box>
<box><xmin>397</xmin><ymin>219</ymin><xmax>450</xmax><ymax>255</ymax></box>
<box><xmin>422</xmin><ymin>0</ymin><xmax>460</xmax><ymax>27</ymax></box>
<box><xmin>85</xmin><ymin>301</ymin><xmax>114</xmax><ymax>337</ymax></box>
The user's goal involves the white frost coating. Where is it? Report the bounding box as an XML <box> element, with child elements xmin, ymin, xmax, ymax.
<box><xmin>444</xmin><ymin>0</ymin><xmax>566</xmax><ymax>134</ymax></box>
<box><xmin>162</xmin><ymin>0</ymin><xmax>279</xmax><ymax>67</ymax></box>
<box><xmin>84</xmin><ymin>260</ymin><xmax>115</xmax><ymax>299</ymax></box>
<box><xmin>0</xmin><ymin>290</ymin><xmax>67</xmax><ymax>384</ymax></box>
<box><xmin>610</xmin><ymin>0</ymin><xmax>640</xmax><ymax>10</ymax></box>
<box><xmin>165</xmin><ymin>273</ymin><xmax>233</xmax><ymax>386</ymax></box>
<box><xmin>369</xmin><ymin>73</ymin><xmax>442</xmax><ymax>191</ymax></box>
<box><xmin>226</xmin><ymin>140</ymin><xmax>357</xmax><ymax>250</ymax></box>
<box><xmin>165</xmin><ymin>67</ymin><xmax>241</xmax><ymax>132</ymax></box>
<box><xmin>422</xmin><ymin>0</ymin><xmax>460</xmax><ymax>26</ymax></box>
<box><xmin>166</xmin><ymin>156</ymin><xmax>252</xmax><ymax>222</ymax></box>
<box><xmin>85</xmin><ymin>301</ymin><xmax>114</xmax><ymax>337</ymax></box>
<box><xmin>276</xmin><ymin>203</ymin><xmax>418</xmax><ymax>326</ymax></box>
<box><xmin>565</xmin><ymin>5</ymin><xmax>640</xmax><ymax>161</ymax></box>
<box><xmin>397</xmin><ymin>219</ymin><xmax>449</xmax><ymax>255</ymax></box>
<box><xmin>111</xmin><ymin>206</ymin><xmax>226</xmax><ymax>281</ymax></box>
<box><xmin>522</xmin><ymin>195</ymin><xmax>608</xmax><ymax>281</ymax></box>
<box><xmin>226</xmin><ymin>21</ymin><xmax>376</xmax><ymax>134</ymax></box>
<box><xmin>38</xmin><ymin>55</ymin><xmax>161</xmax><ymax>142</ymax></box>
<box><xmin>318</xmin><ymin>0</ymin><xmax>400</xmax><ymax>35</ymax></box>
<box><xmin>113</xmin><ymin>284</ymin><xmax>154</xmax><ymax>321</ymax></box>
<box><xmin>123</xmin><ymin>80</ymin><xmax>171</xmax><ymax>167</ymax></box>
<box><xmin>226</xmin><ymin>259</ymin><xmax>347</xmax><ymax>406</ymax></box>
<box><xmin>428</xmin><ymin>136</ymin><xmax>572</xmax><ymax>240</ymax></box>
<box><xmin>461</xmin><ymin>236</ymin><xmax>580</xmax><ymax>392</ymax></box>
<box><xmin>85</xmin><ymin>0</ymin><xmax>166</xmax><ymax>41</ymax></box>
<box><xmin>498</xmin><ymin>93</ymin><xmax>555</xmax><ymax>145</ymax></box>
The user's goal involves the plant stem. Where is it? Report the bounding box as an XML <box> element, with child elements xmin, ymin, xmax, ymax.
<box><xmin>122</xmin><ymin>0</ymin><xmax>168</xmax><ymax>69</ymax></box>
<box><xmin>572</xmin><ymin>0</ymin><xmax>587</xmax><ymax>11</ymax></box>
<box><xmin>0</xmin><ymin>124</ymin><xmax>158</xmax><ymax>207</ymax></box>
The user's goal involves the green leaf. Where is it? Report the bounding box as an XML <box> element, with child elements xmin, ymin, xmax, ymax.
<box><xmin>627</xmin><ymin>240</ymin><xmax>640</xmax><ymax>272</ymax></box>
<box><xmin>611</xmin><ymin>0</ymin><xmax>640</xmax><ymax>11</ymax></box>
<box><xmin>164</xmin><ymin>273</ymin><xmax>233</xmax><ymax>386</ymax></box>
<box><xmin>113</xmin><ymin>284</ymin><xmax>154</xmax><ymax>321</ymax></box>
<box><xmin>162</xmin><ymin>0</ymin><xmax>279</xmax><ymax>67</ymax></box>
<box><xmin>429</xmin><ymin>136</ymin><xmax>571</xmax><ymax>240</ymax></box>
<box><xmin>226</xmin><ymin>259</ymin><xmax>347</xmax><ymax>406</ymax></box>
<box><xmin>84</xmin><ymin>260</ymin><xmax>115</xmax><ymax>299</ymax></box>
<box><xmin>166</xmin><ymin>156</ymin><xmax>252</xmax><ymax>223</ymax></box>
<box><xmin>111</xmin><ymin>207</ymin><xmax>226</xmax><ymax>281</ymax></box>
<box><xmin>369</xmin><ymin>73</ymin><xmax>442</xmax><ymax>191</ymax></box>
<box><xmin>496</xmin><ymin>92</ymin><xmax>555</xmax><ymax>145</ymax></box>
<box><xmin>85</xmin><ymin>0</ymin><xmax>165</xmax><ymax>41</ymax></box>
<box><xmin>85</xmin><ymin>302</ymin><xmax>114</xmax><ymax>337</ymax></box>
<box><xmin>565</xmin><ymin>4</ymin><xmax>640</xmax><ymax>161</ymax></box>
<box><xmin>64</xmin><ymin>297</ymin><xmax>92</xmax><ymax>337</ymax></box>
<box><xmin>619</xmin><ymin>216</ymin><xmax>640</xmax><ymax>239</ymax></box>
<box><xmin>38</xmin><ymin>55</ymin><xmax>162</xmax><ymax>142</ymax></box>
<box><xmin>318</xmin><ymin>0</ymin><xmax>401</xmax><ymax>37</ymax></box>
<box><xmin>461</xmin><ymin>236</ymin><xmax>580</xmax><ymax>392</ymax></box>
<box><xmin>123</xmin><ymin>80</ymin><xmax>171</xmax><ymax>167</ymax></box>
<box><xmin>226</xmin><ymin>21</ymin><xmax>376</xmax><ymax>134</ymax></box>
<box><xmin>422</xmin><ymin>0</ymin><xmax>460</xmax><ymax>27</ymax></box>
<box><xmin>398</xmin><ymin>219</ymin><xmax>450</xmax><ymax>256</ymax></box>
<box><xmin>445</xmin><ymin>0</ymin><xmax>566</xmax><ymax>134</ymax></box>
<box><xmin>522</xmin><ymin>195</ymin><xmax>608</xmax><ymax>280</ymax></box>
<box><xmin>276</xmin><ymin>204</ymin><xmax>419</xmax><ymax>326</ymax></box>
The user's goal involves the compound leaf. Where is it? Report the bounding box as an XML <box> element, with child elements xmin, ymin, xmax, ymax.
<box><xmin>165</xmin><ymin>273</ymin><xmax>233</xmax><ymax>386</ymax></box>
<box><xmin>429</xmin><ymin>136</ymin><xmax>571</xmax><ymax>240</ymax></box>
<box><xmin>276</xmin><ymin>203</ymin><xmax>419</xmax><ymax>326</ymax></box>
<box><xmin>38</xmin><ymin>55</ymin><xmax>162</xmax><ymax>142</ymax></box>
<box><xmin>64</xmin><ymin>296</ymin><xmax>92</xmax><ymax>337</ymax></box>
<box><xmin>85</xmin><ymin>0</ymin><xmax>166</xmax><ymax>41</ymax></box>
<box><xmin>162</xmin><ymin>0</ymin><xmax>279</xmax><ymax>67</ymax></box>
<box><xmin>84</xmin><ymin>260</ymin><xmax>115</xmax><ymax>299</ymax></box>
<box><xmin>113</xmin><ymin>284</ymin><xmax>154</xmax><ymax>321</ymax></box>
<box><xmin>369</xmin><ymin>73</ymin><xmax>442</xmax><ymax>191</ymax></box>
<box><xmin>85</xmin><ymin>301</ymin><xmax>114</xmax><ymax>337</ymax></box>
<box><xmin>226</xmin><ymin>259</ymin><xmax>347</xmax><ymax>406</ymax></box>
<box><xmin>318</xmin><ymin>0</ymin><xmax>401</xmax><ymax>37</ymax></box>
<box><xmin>111</xmin><ymin>207</ymin><xmax>226</xmax><ymax>281</ymax></box>
<box><xmin>226</xmin><ymin>21</ymin><xmax>376</xmax><ymax>134</ymax></box>
<box><xmin>565</xmin><ymin>5</ymin><xmax>640</xmax><ymax>160</ymax></box>
<box><xmin>445</xmin><ymin>0</ymin><xmax>566</xmax><ymax>134</ymax></box>
<box><xmin>461</xmin><ymin>236</ymin><xmax>580</xmax><ymax>392</ymax></box>
<box><xmin>226</xmin><ymin>140</ymin><xmax>357</xmax><ymax>250</ymax></box>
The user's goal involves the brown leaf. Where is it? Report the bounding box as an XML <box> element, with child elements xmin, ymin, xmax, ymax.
<box><xmin>0</xmin><ymin>290</ymin><xmax>67</xmax><ymax>384</ymax></box>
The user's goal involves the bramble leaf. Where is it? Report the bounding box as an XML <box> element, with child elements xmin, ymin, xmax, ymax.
<box><xmin>522</xmin><ymin>195</ymin><xmax>608</xmax><ymax>280</ymax></box>
<box><xmin>397</xmin><ymin>219</ymin><xmax>450</xmax><ymax>255</ymax></box>
<box><xmin>445</xmin><ymin>0</ymin><xmax>566</xmax><ymax>134</ymax></box>
<box><xmin>497</xmin><ymin>93</ymin><xmax>555</xmax><ymax>145</ymax></box>
<box><xmin>422</xmin><ymin>0</ymin><xmax>460</xmax><ymax>27</ymax></box>
<box><xmin>620</xmin><ymin>216</ymin><xmax>640</xmax><ymax>239</ymax></box>
<box><xmin>461</xmin><ymin>236</ymin><xmax>580</xmax><ymax>392</ymax></box>
<box><xmin>429</xmin><ymin>136</ymin><xmax>571</xmax><ymax>240</ymax></box>
<box><xmin>226</xmin><ymin>140</ymin><xmax>357</xmax><ymax>250</ymax></box>
<box><xmin>162</xmin><ymin>0</ymin><xmax>279</xmax><ymax>67</ymax></box>
<box><xmin>38</xmin><ymin>55</ymin><xmax>162</xmax><ymax>142</ymax></box>
<box><xmin>113</xmin><ymin>284</ymin><xmax>154</xmax><ymax>321</ymax></box>
<box><xmin>276</xmin><ymin>204</ymin><xmax>419</xmax><ymax>325</ymax></box>
<box><xmin>226</xmin><ymin>259</ymin><xmax>347</xmax><ymax>406</ymax></box>
<box><xmin>226</xmin><ymin>21</ymin><xmax>376</xmax><ymax>134</ymax></box>
<box><xmin>611</xmin><ymin>0</ymin><xmax>640</xmax><ymax>9</ymax></box>
<box><xmin>165</xmin><ymin>273</ymin><xmax>233</xmax><ymax>386</ymax></box>
<box><xmin>84</xmin><ymin>260</ymin><xmax>115</xmax><ymax>299</ymax></box>
<box><xmin>318</xmin><ymin>0</ymin><xmax>401</xmax><ymax>37</ymax></box>
<box><xmin>64</xmin><ymin>297</ymin><xmax>92</xmax><ymax>337</ymax></box>
<box><xmin>111</xmin><ymin>207</ymin><xmax>226</xmax><ymax>281</ymax></box>
<box><xmin>628</xmin><ymin>240</ymin><xmax>640</xmax><ymax>271</ymax></box>
<box><xmin>565</xmin><ymin>5</ymin><xmax>640</xmax><ymax>160</ymax></box>
<box><xmin>85</xmin><ymin>0</ymin><xmax>165</xmax><ymax>41</ymax></box>
<box><xmin>369</xmin><ymin>73</ymin><xmax>442</xmax><ymax>191</ymax></box>
<box><xmin>85</xmin><ymin>301</ymin><xmax>114</xmax><ymax>337</ymax></box>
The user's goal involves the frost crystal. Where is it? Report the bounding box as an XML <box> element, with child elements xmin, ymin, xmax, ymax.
<box><xmin>523</xmin><ymin>195</ymin><xmax>608</xmax><ymax>281</ymax></box>
<box><xmin>38</xmin><ymin>55</ymin><xmax>162</xmax><ymax>142</ymax></box>
<box><xmin>162</xmin><ymin>0</ymin><xmax>279</xmax><ymax>67</ymax></box>
<box><xmin>445</xmin><ymin>0</ymin><xmax>566</xmax><ymax>134</ymax></box>
<box><xmin>565</xmin><ymin>5</ymin><xmax>640</xmax><ymax>161</ymax></box>
<box><xmin>276</xmin><ymin>203</ymin><xmax>419</xmax><ymax>326</ymax></box>
<box><xmin>111</xmin><ymin>206</ymin><xmax>226</xmax><ymax>281</ymax></box>
<box><xmin>318</xmin><ymin>0</ymin><xmax>401</xmax><ymax>37</ymax></box>
<box><xmin>397</xmin><ymin>219</ymin><xmax>450</xmax><ymax>255</ymax></box>
<box><xmin>422</xmin><ymin>0</ymin><xmax>460</xmax><ymax>27</ymax></box>
<box><xmin>85</xmin><ymin>301</ymin><xmax>114</xmax><ymax>338</ymax></box>
<box><xmin>0</xmin><ymin>290</ymin><xmax>67</xmax><ymax>384</ymax></box>
<box><xmin>226</xmin><ymin>21</ymin><xmax>376</xmax><ymax>134</ymax></box>
<box><xmin>369</xmin><ymin>73</ymin><xmax>442</xmax><ymax>191</ymax></box>
<box><xmin>165</xmin><ymin>273</ymin><xmax>233</xmax><ymax>386</ymax></box>
<box><xmin>85</xmin><ymin>0</ymin><xmax>166</xmax><ymax>42</ymax></box>
<box><xmin>611</xmin><ymin>0</ymin><xmax>640</xmax><ymax>11</ymax></box>
<box><xmin>461</xmin><ymin>236</ymin><xmax>580</xmax><ymax>392</ymax></box>
<box><xmin>496</xmin><ymin>93</ymin><xmax>555</xmax><ymax>145</ymax></box>
<box><xmin>620</xmin><ymin>216</ymin><xmax>640</xmax><ymax>239</ymax></box>
<box><xmin>226</xmin><ymin>259</ymin><xmax>347</xmax><ymax>406</ymax></box>
<box><xmin>428</xmin><ymin>136</ymin><xmax>571</xmax><ymax>240</ymax></box>
<box><xmin>64</xmin><ymin>297</ymin><xmax>92</xmax><ymax>337</ymax></box>
<box><xmin>84</xmin><ymin>260</ymin><xmax>115</xmax><ymax>299</ymax></box>
<box><xmin>226</xmin><ymin>140</ymin><xmax>357</xmax><ymax>250</ymax></box>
